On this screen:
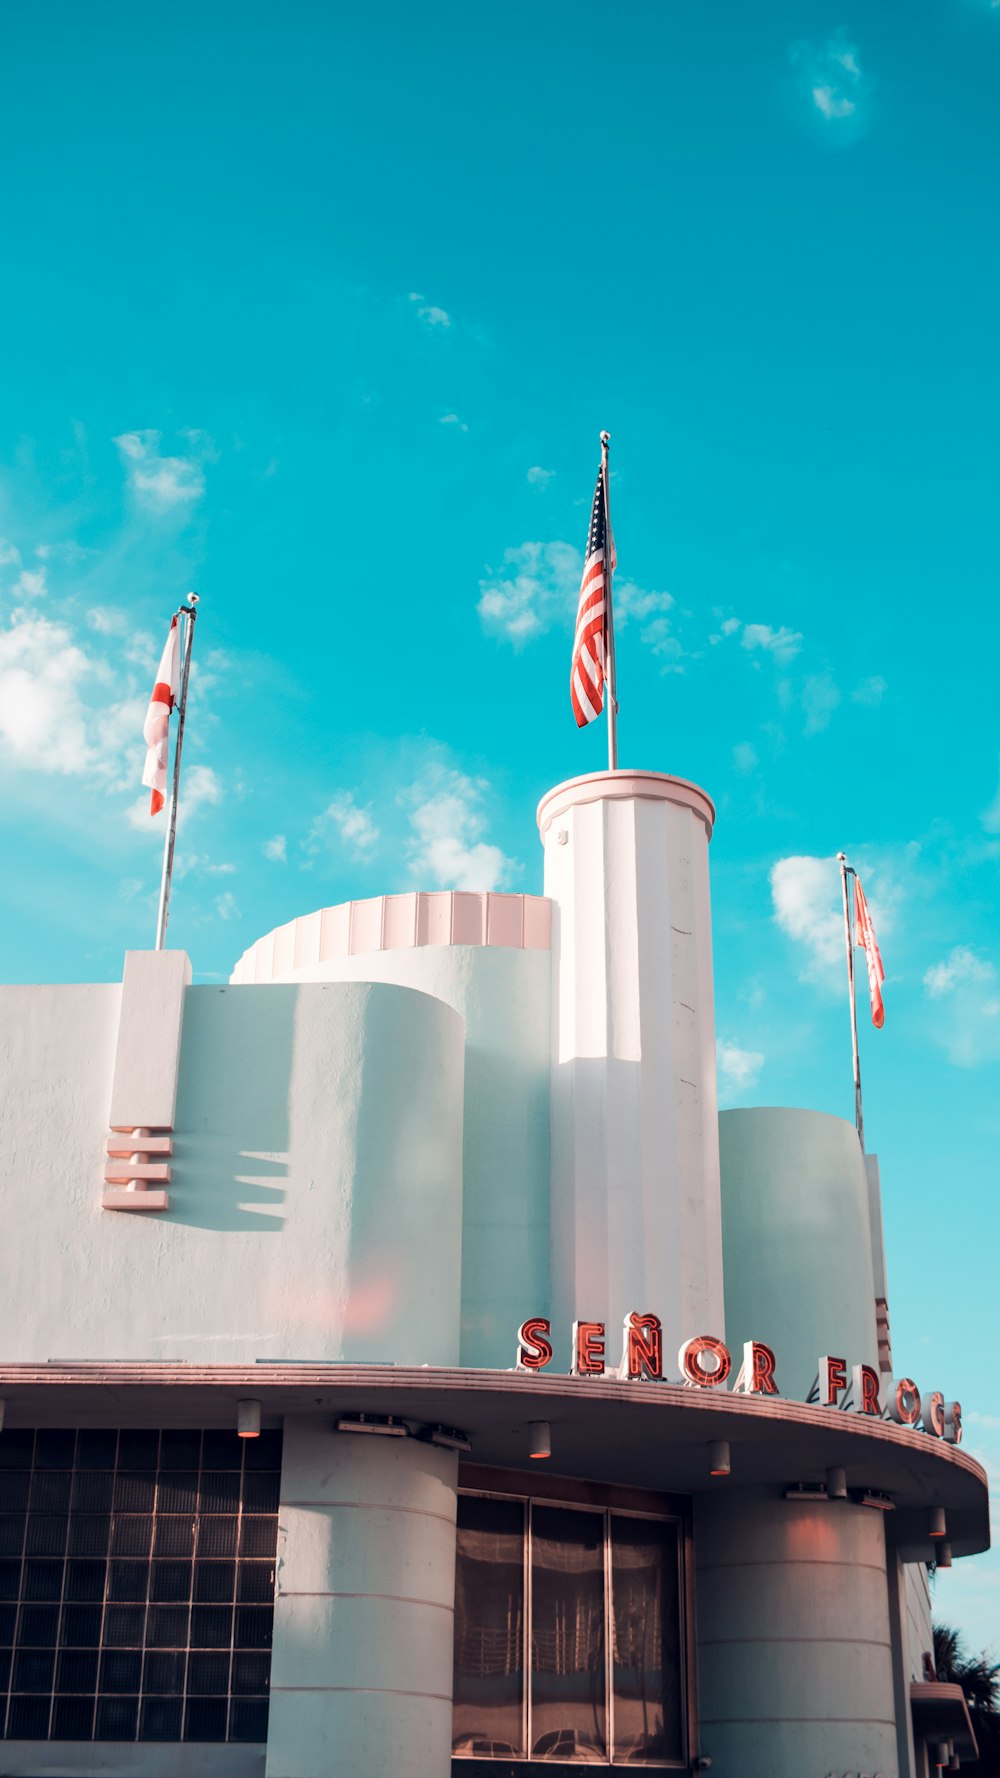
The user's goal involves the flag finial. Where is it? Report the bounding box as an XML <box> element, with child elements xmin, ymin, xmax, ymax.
<box><xmin>600</xmin><ymin>430</ymin><xmax>610</xmax><ymax>446</ymax></box>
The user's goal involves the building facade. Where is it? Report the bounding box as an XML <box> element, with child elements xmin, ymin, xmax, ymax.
<box><xmin>0</xmin><ymin>768</ymin><xmax>988</xmax><ymax>1777</ymax></box>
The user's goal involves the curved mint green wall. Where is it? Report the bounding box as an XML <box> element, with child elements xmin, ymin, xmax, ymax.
<box><xmin>718</xmin><ymin>1108</ymin><xmax>879</xmax><ymax>1401</ymax></box>
<box><xmin>278</xmin><ymin>946</ymin><xmax>551</xmax><ymax>1370</ymax></box>
<box><xmin>0</xmin><ymin>980</ymin><xmax>464</xmax><ymax>1366</ymax></box>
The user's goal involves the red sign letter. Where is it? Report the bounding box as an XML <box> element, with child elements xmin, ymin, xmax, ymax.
<box><xmin>742</xmin><ymin>1340</ymin><xmax>779</xmax><ymax>1395</ymax></box>
<box><xmin>852</xmin><ymin>1363</ymin><xmax>881</xmax><ymax>1416</ymax></box>
<box><xmin>572</xmin><ymin>1321</ymin><xmax>605</xmax><ymax>1376</ymax></box>
<box><xmin>679</xmin><ymin>1335</ymin><xmax>732</xmax><ymax>1388</ymax></box>
<box><xmin>921</xmin><ymin>1390</ymin><xmax>945</xmax><ymax>1437</ymax></box>
<box><xmin>888</xmin><ymin>1378</ymin><xmax>921</xmax><ymax>1425</ymax></box>
<box><xmin>622</xmin><ymin>1313</ymin><xmax>662</xmax><ymax>1381</ymax></box>
<box><xmin>516</xmin><ymin>1317</ymin><xmax>553</xmax><ymax>1371</ymax></box>
<box><xmin>821</xmin><ymin>1355</ymin><xmax>848</xmax><ymax>1406</ymax></box>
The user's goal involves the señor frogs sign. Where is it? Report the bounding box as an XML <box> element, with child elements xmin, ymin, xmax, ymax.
<box><xmin>515</xmin><ymin>1313</ymin><xmax>963</xmax><ymax>1444</ymax></box>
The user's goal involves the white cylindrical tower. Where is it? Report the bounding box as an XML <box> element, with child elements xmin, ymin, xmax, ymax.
<box><xmin>538</xmin><ymin>769</ymin><xmax>724</xmax><ymax>1370</ymax></box>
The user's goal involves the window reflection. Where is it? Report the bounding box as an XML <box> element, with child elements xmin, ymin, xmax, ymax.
<box><xmin>452</xmin><ymin>1491</ymin><xmax>686</xmax><ymax>1768</ymax></box>
<box><xmin>452</xmin><ymin>1495</ymin><xmax>525</xmax><ymax>1758</ymax></box>
<box><xmin>610</xmin><ymin>1516</ymin><xmax>682</xmax><ymax>1764</ymax></box>
<box><xmin>530</xmin><ymin>1507</ymin><xmax>606</xmax><ymax>1763</ymax></box>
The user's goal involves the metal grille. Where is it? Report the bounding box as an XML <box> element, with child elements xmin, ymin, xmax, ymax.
<box><xmin>0</xmin><ymin>1427</ymin><xmax>280</xmax><ymax>1743</ymax></box>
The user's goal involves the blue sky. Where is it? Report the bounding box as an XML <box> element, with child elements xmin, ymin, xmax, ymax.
<box><xmin>0</xmin><ymin>0</ymin><xmax>997</xmax><ymax>1650</ymax></box>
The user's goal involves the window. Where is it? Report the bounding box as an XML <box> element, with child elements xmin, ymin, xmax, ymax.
<box><xmin>0</xmin><ymin>1428</ymin><xmax>280</xmax><ymax>1743</ymax></box>
<box><xmin>453</xmin><ymin>1485</ymin><xmax>687</xmax><ymax>1768</ymax></box>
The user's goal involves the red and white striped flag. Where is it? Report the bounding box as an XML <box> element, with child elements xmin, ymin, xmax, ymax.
<box><xmin>854</xmin><ymin>875</ymin><xmax>885</xmax><ymax>1028</ymax></box>
<box><xmin>141</xmin><ymin>617</ymin><xmax>180</xmax><ymax>815</ymax></box>
<box><xmin>571</xmin><ymin>463</ymin><xmax>616</xmax><ymax>727</ymax></box>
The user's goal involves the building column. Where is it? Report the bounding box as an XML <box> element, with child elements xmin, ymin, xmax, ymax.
<box><xmin>265</xmin><ymin>1419</ymin><xmax>458</xmax><ymax>1778</ymax></box>
<box><xmin>538</xmin><ymin>770</ymin><xmax>724</xmax><ymax>1367</ymax></box>
<box><xmin>695</xmin><ymin>1486</ymin><xmax>899</xmax><ymax>1777</ymax></box>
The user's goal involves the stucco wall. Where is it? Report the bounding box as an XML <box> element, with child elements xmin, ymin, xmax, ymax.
<box><xmin>719</xmin><ymin>1107</ymin><xmax>880</xmax><ymax>1399</ymax></box>
<box><xmin>0</xmin><ymin>980</ymin><xmax>464</xmax><ymax>1365</ymax></box>
<box><xmin>231</xmin><ymin>944</ymin><xmax>552</xmax><ymax>1371</ymax></box>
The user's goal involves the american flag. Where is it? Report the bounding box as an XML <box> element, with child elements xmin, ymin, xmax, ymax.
<box><xmin>854</xmin><ymin>874</ymin><xmax>885</xmax><ymax>1029</ymax></box>
<box><xmin>570</xmin><ymin>463</ymin><xmax>616</xmax><ymax>727</ymax></box>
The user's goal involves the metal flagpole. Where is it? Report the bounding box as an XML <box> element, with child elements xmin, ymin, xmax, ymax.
<box><xmin>837</xmin><ymin>851</ymin><xmax>865</xmax><ymax>1150</ymax></box>
<box><xmin>601</xmin><ymin>429</ymin><xmax>618</xmax><ymax>771</ymax></box>
<box><xmin>154</xmin><ymin>594</ymin><xmax>200</xmax><ymax>951</ymax></box>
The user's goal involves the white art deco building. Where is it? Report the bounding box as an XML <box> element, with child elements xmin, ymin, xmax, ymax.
<box><xmin>0</xmin><ymin>767</ymin><xmax>989</xmax><ymax>1778</ymax></box>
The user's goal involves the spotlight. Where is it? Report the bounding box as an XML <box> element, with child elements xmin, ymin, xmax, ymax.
<box><xmin>529</xmin><ymin>1422</ymin><xmax>551</xmax><ymax>1460</ymax></box>
<box><xmin>854</xmin><ymin>1489</ymin><xmax>894</xmax><ymax>1511</ymax></box>
<box><xmin>335</xmin><ymin>1414</ymin><xmax>409</xmax><ymax>1437</ymax></box>
<box><xmin>826</xmin><ymin>1466</ymin><xmax>847</xmax><ymax>1499</ymax></box>
<box><xmin>708</xmin><ymin>1440</ymin><xmax>730</xmax><ymax>1477</ymax></box>
<box><xmin>784</xmin><ymin>1482</ymin><xmax>827</xmax><ymax>1501</ymax></box>
<box><xmin>237</xmin><ymin>1400</ymin><xmax>261</xmax><ymax>1439</ymax></box>
<box><xmin>418</xmin><ymin>1425</ymin><xmax>472</xmax><ymax>1454</ymax></box>
<box><xmin>928</xmin><ymin>1506</ymin><xmax>947</xmax><ymax>1539</ymax></box>
<box><xmin>936</xmin><ymin>1541</ymin><xmax>953</xmax><ymax>1569</ymax></box>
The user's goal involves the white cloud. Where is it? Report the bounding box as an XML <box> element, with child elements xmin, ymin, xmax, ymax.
<box><xmin>852</xmin><ymin>675</ymin><xmax>887</xmax><ymax>706</ymax></box>
<box><xmin>527</xmin><ymin>466</ymin><xmax>554</xmax><ymax>489</ymax></box>
<box><xmin>922</xmin><ymin>948</ymin><xmax>1000</xmax><ymax>1067</ymax></box>
<box><xmin>125</xmin><ymin>761</ymin><xmax>221</xmax><ymax>833</ymax></box>
<box><xmin>440</xmin><ymin>413</ymin><xmax>468</xmax><ymax>432</ymax></box>
<box><xmin>0</xmin><ymin>539</ymin><xmax>22</xmax><ymax>568</ymax></box>
<box><xmin>981</xmin><ymin>760</ymin><xmax>1000</xmax><ymax>834</ymax></box>
<box><xmin>794</xmin><ymin>33</ymin><xmax>865</xmax><ymax>123</ymax></box>
<box><xmin>310</xmin><ymin>792</ymin><xmax>380</xmax><ymax>858</ymax></box>
<box><xmin>214</xmin><ymin>890</ymin><xmax>240</xmax><ymax>921</ymax></box>
<box><xmin>802</xmin><ymin>672</ymin><xmax>841</xmax><ymax>734</ymax></box>
<box><xmin>478</xmin><ymin>540</ymin><xmax>581</xmax><ymax>644</ymax></box>
<box><xmin>616</xmin><ymin>582</ymin><xmax>682</xmax><ymax>666</ymax></box>
<box><xmin>742</xmin><ymin>623</ymin><xmax>804</xmax><ymax>665</ymax></box>
<box><xmin>12</xmin><ymin>567</ymin><xmax>47</xmax><ymax>599</ymax></box>
<box><xmin>771</xmin><ymin>854</ymin><xmax>845</xmax><ymax>984</ymax></box>
<box><xmin>263</xmin><ymin>834</ymin><xmax>287</xmax><ymax>863</ymax></box>
<box><xmin>408</xmin><ymin>292</ymin><xmax>451</xmax><ymax>329</ymax></box>
<box><xmin>923</xmin><ymin>948</ymin><xmax>996</xmax><ymax>998</ymax></box>
<box><xmin>403</xmin><ymin>766</ymin><xmax>514</xmax><ymax>892</ymax></box>
<box><xmin>0</xmin><ymin>613</ymin><xmax>117</xmax><ymax>775</ymax></box>
<box><xmin>733</xmin><ymin>741</ymin><xmax>758</xmax><ymax>774</ymax></box>
<box><xmin>717</xmin><ymin>1039</ymin><xmax>765</xmax><ymax>1098</ymax></box>
<box><xmin>721</xmin><ymin>617</ymin><xmax>741</xmax><ymax>637</ymax></box>
<box><xmin>113</xmin><ymin>429</ymin><xmax>207</xmax><ymax>508</ymax></box>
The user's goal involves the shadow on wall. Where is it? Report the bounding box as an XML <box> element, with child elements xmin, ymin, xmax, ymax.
<box><xmin>169</xmin><ymin>985</ymin><xmax>292</xmax><ymax>1232</ymax></box>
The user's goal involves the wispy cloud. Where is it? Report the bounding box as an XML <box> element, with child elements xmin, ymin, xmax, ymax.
<box><xmin>793</xmin><ymin>31</ymin><xmax>866</xmax><ymax>124</ymax></box>
<box><xmin>402</xmin><ymin>765</ymin><xmax>515</xmax><ymax>892</ymax></box>
<box><xmin>732</xmin><ymin>741</ymin><xmax>758</xmax><ymax>774</ymax></box>
<box><xmin>113</xmin><ymin>429</ymin><xmax>209</xmax><ymax>509</ymax></box>
<box><xmin>922</xmin><ymin>947</ymin><xmax>1000</xmax><ymax>1067</ymax></box>
<box><xmin>802</xmin><ymin>672</ymin><xmax>841</xmax><ymax>734</ymax></box>
<box><xmin>527</xmin><ymin>466</ymin><xmax>555</xmax><ymax>489</ymax></box>
<box><xmin>852</xmin><ymin>675</ymin><xmax>887</xmax><ymax>707</ymax></box>
<box><xmin>310</xmin><ymin>791</ymin><xmax>380</xmax><ymax>859</ymax></box>
<box><xmin>616</xmin><ymin>581</ymin><xmax>682</xmax><ymax>668</ymax></box>
<box><xmin>408</xmin><ymin>292</ymin><xmax>451</xmax><ymax>329</ymax></box>
<box><xmin>213</xmin><ymin>890</ymin><xmax>240</xmax><ymax>921</ymax></box>
<box><xmin>741</xmin><ymin>622</ymin><xmax>804</xmax><ymax>665</ymax></box>
<box><xmin>771</xmin><ymin>854</ymin><xmax>847</xmax><ymax>985</ymax></box>
<box><xmin>924</xmin><ymin>947</ymin><xmax>996</xmax><ymax>998</ymax></box>
<box><xmin>717</xmin><ymin>1039</ymin><xmax>765</xmax><ymax>1098</ymax></box>
<box><xmin>981</xmin><ymin>760</ymin><xmax>1000</xmax><ymax>834</ymax></box>
<box><xmin>477</xmin><ymin>540</ymin><xmax>581</xmax><ymax>644</ymax></box>
<box><xmin>440</xmin><ymin>412</ymin><xmax>468</xmax><ymax>432</ymax></box>
<box><xmin>263</xmin><ymin>834</ymin><xmax>287</xmax><ymax>863</ymax></box>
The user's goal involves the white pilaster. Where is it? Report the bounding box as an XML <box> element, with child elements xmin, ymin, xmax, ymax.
<box><xmin>538</xmin><ymin>770</ymin><xmax>724</xmax><ymax>1368</ymax></box>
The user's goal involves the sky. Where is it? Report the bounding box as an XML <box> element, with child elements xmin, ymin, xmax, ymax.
<box><xmin>0</xmin><ymin>0</ymin><xmax>997</xmax><ymax>1653</ymax></box>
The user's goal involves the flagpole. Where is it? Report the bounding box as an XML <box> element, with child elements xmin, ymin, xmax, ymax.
<box><xmin>836</xmin><ymin>851</ymin><xmax>865</xmax><ymax>1150</ymax></box>
<box><xmin>600</xmin><ymin>429</ymin><xmax>618</xmax><ymax>771</ymax></box>
<box><xmin>154</xmin><ymin>594</ymin><xmax>199</xmax><ymax>951</ymax></box>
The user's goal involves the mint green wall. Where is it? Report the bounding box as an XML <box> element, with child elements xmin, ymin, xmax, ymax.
<box><xmin>718</xmin><ymin>1107</ymin><xmax>880</xmax><ymax>1400</ymax></box>
<box><xmin>280</xmin><ymin>946</ymin><xmax>552</xmax><ymax>1369</ymax></box>
<box><xmin>0</xmin><ymin>980</ymin><xmax>464</xmax><ymax>1365</ymax></box>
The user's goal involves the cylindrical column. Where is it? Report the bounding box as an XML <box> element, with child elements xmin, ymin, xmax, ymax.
<box><xmin>266</xmin><ymin>1418</ymin><xmax>458</xmax><ymax>1778</ymax></box>
<box><xmin>695</xmin><ymin>1486</ymin><xmax>898</xmax><ymax>1775</ymax></box>
<box><xmin>538</xmin><ymin>770</ymin><xmax>724</xmax><ymax>1367</ymax></box>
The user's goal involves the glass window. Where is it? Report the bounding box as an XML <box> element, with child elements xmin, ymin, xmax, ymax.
<box><xmin>452</xmin><ymin>1495</ymin><xmax>525</xmax><ymax>1759</ymax></box>
<box><xmin>0</xmin><ymin>1430</ymin><xmax>278</xmax><ymax>1745</ymax></box>
<box><xmin>453</xmin><ymin>1490</ymin><xmax>686</xmax><ymax>1769</ymax></box>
